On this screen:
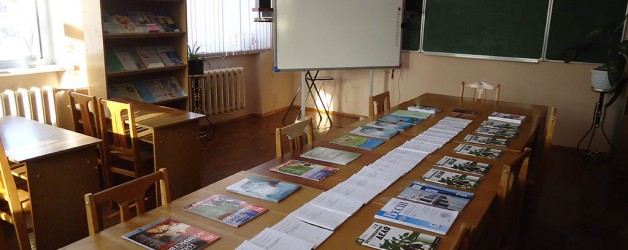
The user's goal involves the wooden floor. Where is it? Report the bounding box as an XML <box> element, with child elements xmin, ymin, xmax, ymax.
<box><xmin>3</xmin><ymin>108</ymin><xmax>628</xmax><ymax>249</ymax></box>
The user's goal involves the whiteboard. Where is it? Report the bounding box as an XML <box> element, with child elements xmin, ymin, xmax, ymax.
<box><xmin>273</xmin><ymin>0</ymin><xmax>403</xmax><ymax>71</ymax></box>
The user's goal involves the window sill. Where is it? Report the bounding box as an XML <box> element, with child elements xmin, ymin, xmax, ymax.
<box><xmin>0</xmin><ymin>65</ymin><xmax>67</xmax><ymax>77</ymax></box>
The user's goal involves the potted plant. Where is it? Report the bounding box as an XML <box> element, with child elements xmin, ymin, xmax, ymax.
<box><xmin>188</xmin><ymin>42</ymin><xmax>205</xmax><ymax>75</ymax></box>
<box><xmin>23</xmin><ymin>33</ymin><xmax>39</xmax><ymax>68</ymax></box>
<box><xmin>563</xmin><ymin>14</ymin><xmax>628</xmax><ymax>92</ymax></box>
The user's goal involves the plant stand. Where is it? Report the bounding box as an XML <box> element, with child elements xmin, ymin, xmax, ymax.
<box><xmin>576</xmin><ymin>87</ymin><xmax>615</xmax><ymax>158</ymax></box>
<box><xmin>188</xmin><ymin>74</ymin><xmax>215</xmax><ymax>140</ymax></box>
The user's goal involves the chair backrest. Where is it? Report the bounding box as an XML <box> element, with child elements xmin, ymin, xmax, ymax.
<box><xmin>0</xmin><ymin>139</ymin><xmax>31</xmax><ymax>250</ymax></box>
<box><xmin>98</xmin><ymin>99</ymin><xmax>142</xmax><ymax>178</ymax></box>
<box><xmin>275</xmin><ymin>117</ymin><xmax>314</xmax><ymax>158</ymax></box>
<box><xmin>543</xmin><ymin>107</ymin><xmax>557</xmax><ymax>156</ymax></box>
<box><xmin>496</xmin><ymin>147</ymin><xmax>531</xmax><ymax>248</ymax></box>
<box><xmin>84</xmin><ymin>168</ymin><xmax>171</xmax><ymax>235</ymax></box>
<box><xmin>369</xmin><ymin>91</ymin><xmax>391</xmax><ymax>118</ymax></box>
<box><xmin>450</xmin><ymin>223</ymin><xmax>474</xmax><ymax>250</ymax></box>
<box><xmin>460</xmin><ymin>81</ymin><xmax>501</xmax><ymax>101</ymax></box>
<box><xmin>68</xmin><ymin>91</ymin><xmax>101</xmax><ymax>138</ymax></box>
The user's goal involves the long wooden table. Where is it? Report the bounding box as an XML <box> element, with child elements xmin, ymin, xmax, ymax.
<box><xmin>113</xmin><ymin>99</ymin><xmax>206</xmax><ymax>199</ymax></box>
<box><xmin>64</xmin><ymin>93</ymin><xmax>549</xmax><ymax>249</ymax></box>
<box><xmin>0</xmin><ymin>116</ymin><xmax>102</xmax><ymax>250</ymax></box>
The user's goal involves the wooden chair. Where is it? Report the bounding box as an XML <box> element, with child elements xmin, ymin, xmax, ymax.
<box><xmin>84</xmin><ymin>168</ymin><xmax>170</xmax><ymax>235</ymax></box>
<box><xmin>460</xmin><ymin>81</ymin><xmax>501</xmax><ymax>101</ymax></box>
<box><xmin>450</xmin><ymin>223</ymin><xmax>474</xmax><ymax>250</ymax></box>
<box><xmin>0</xmin><ymin>138</ymin><xmax>32</xmax><ymax>250</ymax></box>
<box><xmin>543</xmin><ymin>107</ymin><xmax>557</xmax><ymax>157</ymax></box>
<box><xmin>275</xmin><ymin>117</ymin><xmax>314</xmax><ymax>158</ymax></box>
<box><xmin>68</xmin><ymin>91</ymin><xmax>102</xmax><ymax>138</ymax></box>
<box><xmin>98</xmin><ymin>99</ymin><xmax>153</xmax><ymax>188</ymax></box>
<box><xmin>496</xmin><ymin>147</ymin><xmax>531</xmax><ymax>249</ymax></box>
<box><xmin>369</xmin><ymin>91</ymin><xmax>391</xmax><ymax>118</ymax></box>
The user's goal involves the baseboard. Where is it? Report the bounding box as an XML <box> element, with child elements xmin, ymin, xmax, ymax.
<box><xmin>260</xmin><ymin>107</ymin><xmax>291</xmax><ymax>117</ymax></box>
<box><xmin>209</xmin><ymin>113</ymin><xmax>258</xmax><ymax>125</ymax></box>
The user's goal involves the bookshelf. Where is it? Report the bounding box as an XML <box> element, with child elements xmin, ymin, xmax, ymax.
<box><xmin>82</xmin><ymin>0</ymin><xmax>189</xmax><ymax>109</ymax></box>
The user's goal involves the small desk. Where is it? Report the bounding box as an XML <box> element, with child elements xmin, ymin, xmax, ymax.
<box><xmin>113</xmin><ymin>99</ymin><xmax>206</xmax><ymax>199</ymax></box>
<box><xmin>0</xmin><ymin>116</ymin><xmax>101</xmax><ymax>250</ymax></box>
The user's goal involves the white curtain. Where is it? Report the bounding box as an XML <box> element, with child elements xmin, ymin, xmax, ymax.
<box><xmin>187</xmin><ymin>0</ymin><xmax>272</xmax><ymax>56</ymax></box>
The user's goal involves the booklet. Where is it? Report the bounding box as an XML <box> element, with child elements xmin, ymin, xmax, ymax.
<box><xmin>356</xmin><ymin>222</ymin><xmax>441</xmax><ymax>250</ymax></box>
<box><xmin>270</xmin><ymin>159</ymin><xmax>339</xmax><ymax>181</ymax></box>
<box><xmin>434</xmin><ymin>156</ymin><xmax>491</xmax><ymax>175</ymax></box>
<box><xmin>271</xmin><ymin>215</ymin><xmax>333</xmax><ymax>248</ymax></box>
<box><xmin>391</xmin><ymin>110</ymin><xmax>431</xmax><ymax>119</ymax></box>
<box><xmin>123</xmin><ymin>218</ymin><xmax>220</xmax><ymax>250</ymax></box>
<box><xmin>480</xmin><ymin>120</ymin><xmax>521</xmax><ymax>131</ymax></box>
<box><xmin>374</xmin><ymin>198</ymin><xmax>459</xmax><ymax>235</ymax></box>
<box><xmin>411</xmin><ymin>135</ymin><xmax>448</xmax><ymax>147</ymax></box>
<box><xmin>356</xmin><ymin>166</ymin><xmax>402</xmax><ymax>183</ymax></box>
<box><xmin>300</xmin><ymin>146</ymin><xmax>361</xmax><ymax>165</ymax></box>
<box><xmin>366</xmin><ymin>120</ymin><xmax>413</xmax><ymax>131</ymax></box>
<box><xmin>308</xmin><ymin>191</ymin><xmax>364</xmax><ymax>216</ymax></box>
<box><xmin>407</xmin><ymin>105</ymin><xmax>442</xmax><ymax>115</ymax></box>
<box><xmin>463</xmin><ymin>135</ymin><xmax>508</xmax><ymax>147</ymax></box>
<box><xmin>327</xmin><ymin>182</ymin><xmax>380</xmax><ymax>205</ymax></box>
<box><xmin>235</xmin><ymin>240</ymin><xmax>265</xmax><ymax>250</ymax></box>
<box><xmin>399</xmin><ymin>141</ymin><xmax>440</xmax><ymax>154</ymax></box>
<box><xmin>421</xmin><ymin>168</ymin><xmax>481</xmax><ymax>190</ymax></box>
<box><xmin>398</xmin><ymin>181</ymin><xmax>474</xmax><ymax>211</ymax></box>
<box><xmin>451</xmin><ymin>107</ymin><xmax>479</xmax><ymax>117</ymax></box>
<box><xmin>226</xmin><ymin>175</ymin><xmax>300</xmax><ymax>203</ymax></box>
<box><xmin>379</xmin><ymin>114</ymin><xmax>421</xmax><ymax>124</ymax></box>
<box><xmin>474</xmin><ymin>127</ymin><xmax>518</xmax><ymax>138</ymax></box>
<box><xmin>184</xmin><ymin>194</ymin><xmax>267</xmax><ymax>227</ymax></box>
<box><xmin>488</xmin><ymin>112</ymin><xmax>526</xmax><ymax>124</ymax></box>
<box><xmin>350</xmin><ymin>125</ymin><xmax>399</xmax><ymax>140</ymax></box>
<box><xmin>290</xmin><ymin>203</ymin><xmax>350</xmax><ymax>231</ymax></box>
<box><xmin>248</xmin><ymin>228</ymin><xmax>316</xmax><ymax>250</ymax></box>
<box><xmin>330</xmin><ymin>134</ymin><xmax>385</xmax><ymax>150</ymax></box>
<box><xmin>439</xmin><ymin>116</ymin><xmax>473</xmax><ymax>126</ymax></box>
<box><xmin>454</xmin><ymin>144</ymin><xmax>502</xmax><ymax>159</ymax></box>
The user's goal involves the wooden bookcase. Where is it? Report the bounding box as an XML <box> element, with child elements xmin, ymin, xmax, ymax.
<box><xmin>82</xmin><ymin>0</ymin><xmax>189</xmax><ymax>110</ymax></box>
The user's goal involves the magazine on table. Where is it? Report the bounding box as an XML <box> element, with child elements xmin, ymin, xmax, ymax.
<box><xmin>454</xmin><ymin>144</ymin><xmax>503</xmax><ymax>159</ymax></box>
<box><xmin>356</xmin><ymin>222</ymin><xmax>441</xmax><ymax>250</ymax></box>
<box><xmin>421</xmin><ymin>168</ymin><xmax>481</xmax><ymax>190</ymax></box>
<box><xmin>374</xmin><ymin>198</ymin><xmax>459</xmax><ymax>235</ymax></box>
<box><xmin>330</xmin><ymin>134</ymin><xmax>385</xmax><ymax>150</ymax></box>
<box><xmin>123</xmin><ymin>217</ymin><xmax>220</xmax><ymax>250</ymax></box>
<box><xmin>350</xmin><ymin>125</ymin><xmax>399</xmax><ymax>140</ymax></box>
<box><xmin>366</xmin><ymin>120</ymin><xmax>413</xmax><ymax>131</ymax></box>
<box><xmin>488</xmin><ymin>112</ymin><xmax>526</xmax><ymax>124</ymax></box>
<box><xmin>480</xmin><ymin>120</ymin><xmax>521</xmax><ymax>130</ymax></box>
<box><xmin>270</xmin><ymin>159</ymin><xmax>339</xmax><ymax>181</ymax></box>
<box><xmin>300</xmin><ymin>146</ymin><xmax>361</xmax><ymax>165</ymax></box>
<box><xmin>226</xmin><ymin>175</ymin><xmax>300</xmax><ymax>203</ymax></box>
<box><xmin>463</xmin><ymin>135</ymin><xmax>508</xmax><ymax>148</ymax></box>
<box><xmin>407</xmin><ymin>105</ymin><xmax>442</xmax><ymax>114</ymax></box>
<box><xmin>434</xmin><ymin>156</ymin><xmax>491</xmax><ymax>175</ymax></box>
<box><xmin>474</xmin><ymin>127</ymin><xmax>518</xmax><ymax>138</ymax></box>
<box><xmin>379</xmin><ymin>114</ymin><xmax>421</xmax><ymax>124</ymax></box>
<box><xmin>398</xmin><ymin>181</ymin><xmax>474</xmax><ymax>211</ymax></box>
<box><xmin>391</xmin><ymin>110</ymin><xmax>431</xmax><ymax>119</ymax></box>
<box><xmin>184</xmin><ymin>194</ymin><xmax>267</xmax><ymax>227</ymax></box>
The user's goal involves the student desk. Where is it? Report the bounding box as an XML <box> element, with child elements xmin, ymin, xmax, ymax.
<box><xmin>112</xmin><ymin>99</ymin><xmax>206</xmax><ymax>199</ymax></box>
<box><xmin>0</xmin><ymin>115</ymin><xmax>102</xmax><ymax>250</ymax></box>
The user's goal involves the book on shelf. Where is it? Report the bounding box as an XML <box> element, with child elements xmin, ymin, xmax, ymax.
<box><xmin>123</xmin><ymin>217</ymin><xmax>220</xmax><ymax>250</ymax></box>
<box><xmin>422</xmin><ymin>168</ymin><xmax>481</xmax><ymax>190</ymax></box>
<box><xmin>474</xmin><ymin>127</ymin><xmax>518</xmax><ymax>138</ymax></box>
<box><xmin>356</xmin><ymin>222</ymin><xmax>441</xmax><ymax>250</ymax></box>
<box><xmin>350</xmin><ymin>125</ymin><xmax>399</xmax><ymax>140</ymax></box>
<box><xmin>183</xmin><ymin>194</ymin><xmax>267</xmax><ymax>227</ymax></box>
<box><xmin>300</xmin><ymin>146</ymin><xmax>361</xmax><ymax>165</ymax></box>
<box><xmin>160</xmin><ymin>77</ymin><xmax>186</xmax><ymax>98</ymax></box>
<box><xmin>247</xmin><ymin>228</ymin><xmax>316</xmax><ymax>250</ymax></box>
<box><xmin>128</xmin><ymin>11</ymin><xmax>154</xmax><ymax>33</ymax></box>
<box><xmin>154</xmin><ymin>46</ymin><xmax>184</xmax><ymax>66</ymax></box>
<box><xmin>113</xmin><ymin>82</ymin><xmax>143</xmax><ymax>101</ymax></box>
<box><xmin>271</xmin><ymin>215</ymin><xmax>333</xmax><ymax>248</ymax></box>
<box><xmin>407</xmin><ymin>105</ymin><xmax>442</xmax><ymax>114</ymax></box>
<box><xmin>226</xmin><ymin>175</ymin><xmax>300</xmax><ymax>203</ymax></box>
<box><xmin>391</xmin><ymin>110</ymin><xmax>431</xmax><ymax>119</ymax></box>
<box><xmin>480</xmin><ymin>120</ymin><xmax>521</xmax><ymax>131</ymax></box>
<box><xmin>155</xmin><ymin>12</ymin><xmax>180</xmax><ymax>32</ymax></box>
<box><xmin>374</xmin><ymin>198</ymin><xmax>459</xmax><ymax>235</ymax></box>
<box><xmin>488</xmin><ymin>112</ymin><xmax>526</xmax><ymax>124</ymax></box>
<box><xmin>102</xmin><ymin>13</ymin><xmax>119</xmax><ymax>34</ymax></box>
<box><xmin>434</xmin><ymin>156</ymin><xmax>491</xmax><ymax>175</ymax></box>
<box><xmin>110</xmin><ymin>12</ymin><xmax>138</xmax><ymax>33</ymax></box>
<box><xmin>451</xmin><ymin>107</ymin><xmax>479</xmax><ymax>117</ymax></box>
<box><xmin>366</xmin><ymin>120</ymin><xmax>413</xmax><ymax>131</ymax></box>
<box><xmin>105</xmin><ymin>50</ymin><xmax>125</xmax><ymax>73</ymax></box>
<box><xmin>114</xmin><ymin>49</ymin><xmax>144</xmax><ymax>71</ymax></box>
<box><xmin>379</xmin><ymin>114</ymin><xmax>421</xmax><ymax>124</ymax></box>
<box><xmin>270</xmin><ymin>159</ymin><xmax>339</xmax><ymax>181</ymax></box>
<box><xmin>454</xmin><ymin>144</ymin><xmax>502</xmax><ymax>159</ymax></box>
<box><xmin>463</xmin><ymin>135</ymin><xmax>508</xmax><ymax>147</ymax></box>
<box><xmin>135</xmin><ymin>46</ymin><xmax>165</xmax><ymax>68</ymax></box>
<box><xmin>330</xmin><ymin>134</ymin><xmax>385</xmax><ymax>150</ymax></box>
<box><xmin>398</xmin><ymin>181</ymin><xmax>474</xmax><ymax>211</ymax></box>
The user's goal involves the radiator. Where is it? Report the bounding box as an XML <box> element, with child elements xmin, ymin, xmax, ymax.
<box><xmin>205</xmin><ymin>67</ymin><xmax>246</xmax><ymax>115</ymax></box>
<box><xmin>0</xmin><ymin>86</ymin><xmax>57</xmax><ymax>126</ymax></box>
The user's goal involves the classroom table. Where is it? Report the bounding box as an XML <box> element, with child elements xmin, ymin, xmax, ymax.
<box><xmin>0</xmin><ymin>116</ymin><xmax>102</xmax><ymax>250</ymax></box>
<box><xmin>112</xmin><ymin>99</ymin><xmax>206</xmax><ymax>199</ymax></box>
<box><xmin>63</xmin><ymin>93</ymin><xmax>548</xmax><ymax>249</ymax></box>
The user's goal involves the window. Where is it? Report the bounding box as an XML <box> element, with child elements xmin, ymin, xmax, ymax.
<box><xmin>187</xmin><ymin>0</ymin><xmax>272</xmax><ymax>57</ymax></box>
<box><xmin>0</xmin><ymin>0</ymin><xmax>43</xmax><ymax>68</ymax></box>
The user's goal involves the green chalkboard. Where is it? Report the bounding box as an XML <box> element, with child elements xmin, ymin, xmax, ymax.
<box><xmin>422</xmin><ymin>0</ymin><xmax>549</xmax><ymax>59</ymax></box>
<box><xmin>546</xmin><ymin>0</ymin><xmax>627</xmax><ymax>63</ymax></box>
<box><xmin>402</xmin><ymin>14</ymin><xmax>421</xmax><ymax>51</ymax></box>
